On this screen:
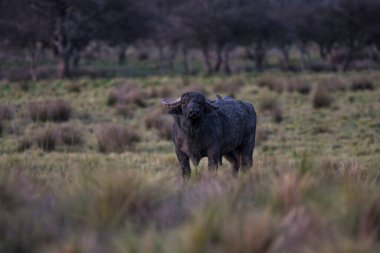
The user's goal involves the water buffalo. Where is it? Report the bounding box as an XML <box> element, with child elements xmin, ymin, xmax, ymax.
<box><xmin>161</xmin><ymin>92</ymin><xmax>256</xmax><ymax>177</ymax></box>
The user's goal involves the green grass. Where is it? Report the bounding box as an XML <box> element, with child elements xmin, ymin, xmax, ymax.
<box><xmin>0</xmin><ymin>71</ymin><xmax>380</xmax><ymax>252</ymax></box>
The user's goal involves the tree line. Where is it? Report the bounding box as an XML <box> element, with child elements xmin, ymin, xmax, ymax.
<box><xmin>1</xmin><ymin>0</ymin><xmax>380</xmax><ymax>79</ymax></box>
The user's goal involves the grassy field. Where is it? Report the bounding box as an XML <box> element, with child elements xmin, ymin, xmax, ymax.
<box><xmin>0</xmin><ymin>71</ymin><xmax>380</xmax><ymax>253</ymax></box>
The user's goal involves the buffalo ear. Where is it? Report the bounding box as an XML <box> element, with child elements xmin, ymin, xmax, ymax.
<box><xmin>169</xmin><ymin>107</ymin><xmax>182</xmax><ymax>115</ymax></box>
<box><xmin>205</xmin><ymin>102</ymin><xmax>219</xmax><ymax>114</ymax></box>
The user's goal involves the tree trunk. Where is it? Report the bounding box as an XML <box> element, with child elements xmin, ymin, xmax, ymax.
<box><xmin>223</xmin><ymin>48</ymin><xmax>231</xmax><ymax>74</ymax></box>
<box><xmin>342</xmin><ymin>50</ymin><xmax>353</xmax><ymax>72</ymax></box>
<box><xmin>72</xmin><ymin>50</ymin><xmax>81</xmax><ymax>68</ymax></box>
<box><xmin>214</xmin><ymin>45</ymin><xmax>223</xmax><ymax>73</ymax></box>
<box><xmin>26</xmin><ymin>49</ymin><xmax>38</xmax><ymax>82</ymax></box>
<box><xmin>280</xmin><ymin>46</ymin><xmax>290</xmax><ymax>70</ymax></box>
<box><xmin>255</xmin><ymin>42</ymin><xmax>265</xmax><ymax>72</ymax></box>
<box><xmin>59</xmin><ymin>53</ymin><xmax>71</xmax><ymax>78</ymax></box>
<box><xmin>168</xmin><ymin>44</ymin><xmax>178</xmax><ymax>71</ymax></box>
<box><xmin>182</xmin><ymin>46</ymin><xmax>190</xmax><ymax>75</ymax></box>
<box><xmin>201</xmin><ymin>46</ymin><xmax>213</xmax><ymax>75</ymax></box>
<box><xmin>300</xmin><ymin>44</ymin><xmax>310</xmax><ymax>71</ymax></box>
<box><xmin>117</xmin><ymin>44</ymin><xmax>127</xmax><ymax>66</ymax></box>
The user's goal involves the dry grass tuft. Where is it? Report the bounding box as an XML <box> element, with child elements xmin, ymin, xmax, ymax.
<box><xmin>145</xmin><ymin>108</ymin><xmax>173</xmax><ymax>140</ymax></box>
<box><xmin>214</xmin><ymin>77</ymin><xmax>245</xmax><ymax>96</ymax></box>
<box><xmin>286</xmin><ymin>79</ymin><xmax>312</xmax><ymax>94</ymax></box>
<box><xmin>149</xmin><ymin>85</ymin><xmax>175</xmax><ymax>98</ymax></box>
<box><xmin>360</xmin><ymin>196</ymin><xmax>380</xmax><ymax>241</ymax></box>
<box><xmin>350</xmin><ymin>78</ymin><xmax>375</xmax><ymax>91</ymax></box>
<box><xmin>311</xmin><ymin>83</ymin><xmax>333</xmax><ymax>109</ymax></box>
<box><xmin>324</xmin><ymin>77</ymin><xmax>349</xmax><ymax>92</ymax></box>
<box><xmin>65</xmin><ymin>82</ymin><xmax>82</xmax><ymax>93</ymax></box>
<box><xmin>256</xmin><ymin>128</ymin><xmax>272</xmax><ymax>146</ymax></box>
<box><xmin>35</xmin><ymin>124</ymin><xmax>60</xmax><ymax>151</ymax></box>
<box><xmin>28</xmin><ymin>99</ymin><xmax>72</xmax><ymax>122</ymax></box>
<box><xmin>17</xmin><ymin>137</ymin><xmax>33</xmax><ymax>152</ymax></box>
<box><xmin>257</xmin><ymin>75</ymin><xmax>284</xmax><ymax>93</ymax></box>
<box><xmin>97</xmin><ymin>123</ymin><xmax>140</xmax><ymax>153</ymax></box>
<box><xmin>107</xmin><ymin>83</ymin><xmax>146</xmax><ymax>107</ymax></box>
<box><xmin>0</xmin><ymin>104</ymin><xmax>14</xmax><ymax>121</ymax></box>
<box><xmin>115</xmin><ymin>104</ymin><xmax>135</xmax><ymax>118</ymax></box>
<box><xmin>59</xmin><ymin>124</ymin><xmax>84</xmax><ymax>146</ymax></box>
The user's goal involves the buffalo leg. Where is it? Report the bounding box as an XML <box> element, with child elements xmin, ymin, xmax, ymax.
<box><xmin>207</xmin><ymin>145</ymin><xmax>221</xmax><ymax>171</ymax></box>
<box><xmin>176</xmin><ymin>148</ymin><xmax>191</xmax><ymax>177</ymax></box>
<box><xmin>240</xmin><ymin>134</ymin><xmax>255</xmax><ymax>171</ymax></box>
<box><xmin>224</xmin><ymin>151</ymin><xmax>240</xmax><ymax>175</ymax></box>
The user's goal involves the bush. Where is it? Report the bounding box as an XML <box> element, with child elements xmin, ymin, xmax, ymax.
<box><xmin>35</xmin><ymin>125</ymin><xmax>59</xmax><ymax>151</ymax></box>
<box><xmin>17</xmin><ymin>137</ymin><xmax>33</xmax><ymax>152</ymax></box>
<box><xmin>0</xmin><ymin>104</ymin><xmax>14</xmax><ymax>121</ymax></box>
<box><xmin>97</xmin><ymin>123</ymin><xmax>140</xmax><ymax>153</ymax></box>
<box><xmin>107</xmin><ymin>83</ymin><xmax>146</xmax><ymax>107</ymax></box>
<box><xmin>65</xmin><ymin>82</ymin><xmax>81</xmax><ymax>93</ymax></box>
<box><xmin>286</xmin><ymin>79</ymin><xmax>311</xmax><ymax>94</ymax></box>
<box><xmin>324</xmin><ymin>77</ymin><xmax>348</xmax><ymax>92</ymax></box>
<box><xmin>59</xmin><ymin>124</ymin><xmax>84</xmax><ymax>146</ymax></box>
<box><xmin>115</xmin><ymin>104</ymin><xmax>135</xmax><ymax>118</ymax></box>
<box><xmin>257</xmin><ymin>75</ymin><xmax>284</xmax><ymax>93</ymax></box>
<box><xmin>28</xmin><ymin>99</ymin><xmax>72</xmax><ymax>122</ymax></box>
<box><xmin>145</xmin><ymin>108</ymin><xmax>173</xmax><ymax>140</ymax></box>
<box><xmin>311</xmin><ymin>84</ymin><xmax>333</xmax><ymax>109</ymax></box>
<box><xmin>214</xmin><ymin>78</ymin><xmax>245</xmax><ymax>96</ymax></box>
<box><xmin>350</xmin><ymin>78</ymin><xmax>375</xmax><ymax>91</ymax></box>
<box><xmin>149</xmin><ymin>85</ymin><xmax>175</xmax><ymax>98</ymax></box>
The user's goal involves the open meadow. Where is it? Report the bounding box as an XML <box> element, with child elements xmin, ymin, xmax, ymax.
<box><xmin>0</xmin><ymin>72</ymin><xmax>380</xmax><ymax>252</ymax></box>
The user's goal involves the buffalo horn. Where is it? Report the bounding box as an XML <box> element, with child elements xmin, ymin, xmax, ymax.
<box><xmin>161</xmin><ymin>97</ymin><xmax>182</xmax><ymax>108</ymax></box>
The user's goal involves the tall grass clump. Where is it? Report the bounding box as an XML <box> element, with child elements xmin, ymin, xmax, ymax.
<box><xmin>107</xmin><ymin>82</ymin><xmax>146</xmax><ymax>107</ymax></box>
<box><xmin>311</xmin><ymin>83</ymin><xmax>334</xmax><ymax>109</ymax></box>
<box><xmin>0</xmin><ymin>104</ymin><xmax>14</xmax><ymax>120</ymax></box>
<box><xmin>35</xmin><ymin>124</ymin><xmax>59</xmax><ymax>151</ymax></box>
<box><xmin>257</xmin><ymin>75</ymin><xmax>284</xmax><ymax>93</ymax></box>
<box><xmin>214</xmin><ymin>77</ymin><xmax>245</xmax><ymax>96</ymax></box>
<box><xmin>59</xmin><ymin>124</ymin><xmax>84</xmax><ymax>146</ymax></box>
<box><xmin>97</xmin><ymin>123</ymin><xmax>140</xmax><ymax>153</ymax></box>
<box><xmin>350</xmin><ymin>78</ymin><xmax>375</xmax><ymax>91</ymax></box>
<box><xmin>28</xmin><ymin>99</ymin><xmax>72</xmax><ymax>122</ymax></box>
<box><xmin>259</xmin><ymin>94</ymin><xmax>283</xmax><ymax>123</ymax></box>
<box><xmin>144</xmin><ymin>108</ymin><xmax>173</xmax><ymax>140</ymax></box>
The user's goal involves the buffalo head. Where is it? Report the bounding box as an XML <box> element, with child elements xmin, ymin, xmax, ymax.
<box><xmin>161</xmin><ymin>92</ymin><xmax>218</xmax><ymax>120</ymax></box>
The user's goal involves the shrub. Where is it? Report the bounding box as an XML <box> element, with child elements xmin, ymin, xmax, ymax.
<box><xmin>311</xmin><ymin>84</ymin><xmax>333</xmax><ymax>109</ymax></box>
<box><xmin>286</xmin><ymin>79</ymin><xmax>311</xmax><ymax>94</ymax></box>
<box><xmin>59</xmin><ymin>124</ymin><xmax>84</xmax><ymax>146</ymax></box>
<box><xmin>214</xmin><ymin>78</ymin><xmax>245</xmax><ymax>96</ymax></box>
<box><xmin>28</xmin><ymin>99</ymin><xmax>72</xmax><ymax>122</ymax></box>
<box><xmin>49</xmin><ymin>99</ymin><xmax>72</xmax><ymax>122</ymax></box>
<box><xmin>115</xmin><ymin>104</ymin><xmax>135</xmax><ymax>118</ymax></box>
<box><xmin>107</xmin><ymin>83</ymin><xmax>146</xmax><ymax>107</ymax></box>
<box><xmin>97</xmin><ymin>123</ymin><xmax>140</xmax><ymax>153</ymax></box>
<box><xmin>324</xmin><ymin>77</ymin><xmax>348</xmax><ymax>92</ymax></box>
<box><xmin>257</xmin><ymin>75</ymin><xmax>284</xmax><ymax>93</ymax></box>
<box><xmin>149</xmin><ymin>85</ymin><xmax>175</xmax><ymax>98</ymax></box>
<box><xmin>259</xmin><ymin>94</ymin><xmax>278</xmax><ymax>112</ymax></box>
<box><xmin>65</xmin><ymin>82</ymin><xmax>81</xmax><ymax>93</ymax></box>
<box><xmin>256</xmin><ymin>128</ymin><xmax>272</xmax><ymax>146</ymax></box>
<box><xmin>272</xmin><ymin>104</ymin><xmax>283</xmax><ymax>123</ymax></box>
<box><xmin>350</xmin><ymin>78</ymin><xmax>375</xmax><ymax>91</ymax></box>
<box><xmin>0</xmin><ymin>104</ymin><xmax>14</xmax><ymax>121</ymax></box>
<box><xmin>17</xmin><ymin>137</ymin><xmax>33</xmax><ymax>152</ymax></box>
<box><xmin>35</xmin><ymin>125</ymin><xmax>59</xmax><ymax>151</ymax></box>
<box><xmin>145</xmin><ymin>108</ymin><xmax>173</xmax><ymax>140</ymax></box>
